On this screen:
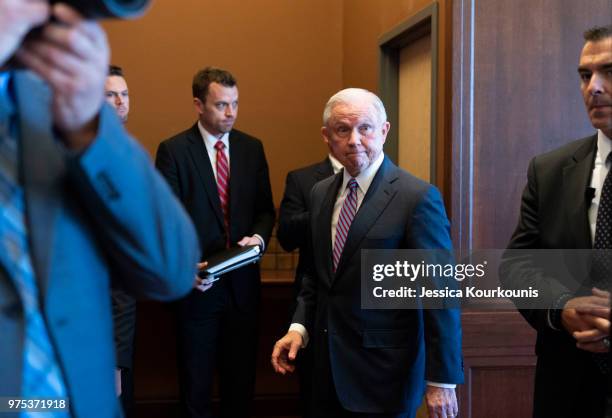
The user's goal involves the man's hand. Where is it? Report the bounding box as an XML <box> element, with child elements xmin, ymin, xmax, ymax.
<box><xmin>572</xmin><ymin>288</ymin><xmax>611</xmax><ymax>353</ymax></box>
<box><xmin>0</xmin><ymin>0</ymin><xmax>50</xmax><ymax>67</ymax></box>
<box><xmin>271</xmin><ymin>331</ymin><xmax>303</xmax><ymax>375</ymax></box>
<box><xmin>15</xmin><ymin>3</ymin><xmax>109</xmax><ymax>150</ymax></box>
<box><xmin>561</xmin><ymin>292</ymin><xmax>609</xmax><ymax>333</ymax></box>
<box><xmin>194</xmin><ymin>262</ymin><xmax>214</xmax><ymax>293</ymax></box>
<box><xmin>237</xmin><ymin>235</ymin><xmax>262</xmax><ymax>247</ymax></box>
<box><xmin>425</xmin><ymin>386</ymin><xmax>458</xmax><ymax>418</ymax></box>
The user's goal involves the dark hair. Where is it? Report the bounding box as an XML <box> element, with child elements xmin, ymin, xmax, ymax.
<box><xmin>108</xmin><ymin>65</ymin><xmax>125</xmax><ymax>77</ymax></box>
<box><xmin>192</xmin><ymin>67</ymin><xmax>237</xmax><ymax>101</ymax></box>
<box><xmin>584</xmin><ymin>25</ymin><xmax>612</xmax><ymax>42</ymax></box>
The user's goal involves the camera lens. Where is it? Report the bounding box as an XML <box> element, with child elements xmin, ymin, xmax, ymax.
<box><xmin>52</xmin><ymin>0</ymin><xmax>151</xmax><ymax>19</ymax></box>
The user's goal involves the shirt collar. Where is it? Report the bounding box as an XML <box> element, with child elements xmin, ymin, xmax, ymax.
<box><xmin>328</xmin><ymin>154</ymin><xmax>343</xmax><ymax>174</ymax></box>
<box><xmin>341</xmin><ymin>152</ymin><xmax>385</xmax><ymax>196</ymax></box>
<box><xmin>0</xmin><ymin>71</ymin><xmax>15</xmax><ymax>117</ymax></box>
<box><xmin>198</xmin><ymin>121</ymin><xmax>229</xmax><ymax>149</ymax></box>
<box><xmin>598</xmin><ymin>129</ymin><xmax>611</xmax><ymax>164</ymax></box>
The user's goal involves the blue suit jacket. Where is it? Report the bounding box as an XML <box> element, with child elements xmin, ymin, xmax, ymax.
<box><xmin>0</xmin><ymin>72</ymin><xmax>199</xmax><ymax>417</ymax></box>
<box><xmin>292</xmin><ymin>156</ymin><xmax>463</xmax><ymax>414</ymax></box>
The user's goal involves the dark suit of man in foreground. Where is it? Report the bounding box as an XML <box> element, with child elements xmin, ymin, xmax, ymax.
<box><xmin>156</xmin><ymin>67</ymin><xmax>275</xmax><ymax>418</ymax></box>
<box><xmin>277</xmin><ymin>154</ymin><xmax>341</xmax><ymax>418</ymax></box>
<box><xmin>272</xmin><ymin>88</ymin><xmax>463</xmax><ymax>418</ymax></box>
<box><xmin>501</xmin><ymin>26</ymin><xmax>612</xmax><ymax>418</ymax></box>
<box><xmin>0</xmin><ymin>3</ymin><xmax>199</xmax><ymax>417</ymax></box>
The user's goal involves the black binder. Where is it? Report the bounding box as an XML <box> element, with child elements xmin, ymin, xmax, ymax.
<box><xmin>200</xmin><ymin>245</ymin><xmax>262</xmax><ymax>281</ymax></box>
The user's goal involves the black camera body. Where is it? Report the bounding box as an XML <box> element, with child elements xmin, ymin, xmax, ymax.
<box><xmin>50</xmin><ymin>0</ymin><xmax>151</xmax><ymax>19</ymax></box>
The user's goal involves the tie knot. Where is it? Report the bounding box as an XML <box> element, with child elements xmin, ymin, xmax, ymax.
<box><xmin>215</xmin><ymin>140</ymin><xmax>225</xmax><ymax>151</ymax></box>
<box><xmin>347</xmin><ymin>178</ymin><xmax>358</xmax><ymax>191</ymax></box>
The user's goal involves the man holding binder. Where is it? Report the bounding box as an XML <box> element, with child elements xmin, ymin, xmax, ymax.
<box><xmin>156</xmin><ymin>67</ymin><xmax>275</xmax><ymax>418</ymax></box>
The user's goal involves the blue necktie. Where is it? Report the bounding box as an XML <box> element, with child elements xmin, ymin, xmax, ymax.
<box><xmin>0</xmin><ymin>73</ymin><xmax>69</xmax><ymax>417</ymax></box>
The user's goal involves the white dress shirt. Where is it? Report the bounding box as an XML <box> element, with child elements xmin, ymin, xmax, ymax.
<box><xmin>198</xmin><ymin>121</ymin><xmax>230</xmax><ymax>182</ymax></box>
<box><xmin>588</xmin><ymin>130</ymin><xmax>612</xmax><ymax>241</ymax></box>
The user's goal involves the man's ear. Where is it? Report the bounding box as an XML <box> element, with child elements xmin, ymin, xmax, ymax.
<box><xmin>193</xmin><ymin>97</ymin><xmax>204</xmax><ymax>114</ymax></box>
<box><xmin>380</xmin><ymin>121</ymin><xmax>391</xmax><ymax>143</ymax></box>
<box><xmin>321</xmin><ymin>126</ymin><xmax>330</xmax><ymax>146</ymax></box>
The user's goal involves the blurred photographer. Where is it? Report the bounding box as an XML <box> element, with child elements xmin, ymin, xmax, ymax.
<box><xmin>0</xmin><ymin>2</ymin><xmax>199</xmax><ymax>417</ymax></box>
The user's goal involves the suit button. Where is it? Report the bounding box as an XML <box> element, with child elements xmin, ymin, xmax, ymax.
<box><xmin>323</xmin><ymin>328</ymin><xmax>328</xmax><ymax>333</ymax></box>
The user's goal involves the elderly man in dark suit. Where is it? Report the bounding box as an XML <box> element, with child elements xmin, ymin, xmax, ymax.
<box><xmin>272</xmin><ymin>88</ymin><xmax>463</xmax><ymax>418</ymax></box>
<box><xmin>156</xmin><ymin>67</ymin><xmax>275</xmax><ymax>418</ymax></box>
<box><xmin>501</xmin><ymin>25</ymin><xmax>612</xmax><ymax>418</ymax></box>
<box><xmin>0</xmin><ymin>3</ymin><xmax>199</xmax><ymax>418</ymax></box>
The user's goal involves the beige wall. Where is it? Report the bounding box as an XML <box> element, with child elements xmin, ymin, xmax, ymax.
<box><xmin>103</xmin><ymin>0</ymin><xmax>343</xmax><ymax>205</ymax></box>
<box><xmin>103</xmin><ymin>0</ymin><xmax>448</xmax><ymax>205</ymax></box>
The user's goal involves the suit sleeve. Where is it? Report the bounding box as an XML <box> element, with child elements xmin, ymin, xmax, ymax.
<box><xmin>290</xmin><ymin>182</ymin><xmax>320</xmax><ymax>333</ymax></box>
<box><xmin>111</xmin><ymin>287</ymin><xmax>136</xmax><ymax>369</ymax></box>
<box><xmin>154</xmin><ymin>140</ymin><xmax>181</xmax><ymax>198</ymax></box>
<box><xmin>410</xmin><ymin>186</ymin><xmax>464</xmax><ymax>384</ymax></box>
<box><xmin>499</xmin><ymin>158</ymin><xmax>573</xmax><ymax>331</ymax></box>
<box><xmin>277</xmin><ymin>171</ymin><xmax>309</xmax><ymax>252</ymax></box>
<box><xmin>65</xmin><ymin>106</ymin><xmax>199</xmax><ymax>301</ymax></box>
<box><xmin>250</xmin><ymin>140</ymin><xmax>275</xmax><ymax>246</ymax></box>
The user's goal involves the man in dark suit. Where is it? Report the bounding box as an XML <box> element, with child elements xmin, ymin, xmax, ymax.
<box><xmin>105</xmin><ymin>64</ymin><xmax>137</xmax><ymax>417</ymax></box>
<box><xmin>272</xmin><ymin>88</ymin><xmax>463</xmax><ymax>418</ymax></box>
<box><xmin>0</xmin><ymin>4</ymin><xmax>199</xmax><ymax>418</ymax></box>
<box><xmin>277</xmin><ymin>154</ymin><xmax>341</xmax><ymax>418</ymax></box>
<box><xmin>501</xmin><ymin>25</ymin><xmax>612</xmax><ymax>418</ymax></box>
<box><xmin>156</xmin><ymin>67</ymin><xmax>275</xmax><ymax>418</ymax></box>
<box><xmin>278</xmin><ymin>155</ymin><xmax>341</xmax><ymax>293</ymax></box>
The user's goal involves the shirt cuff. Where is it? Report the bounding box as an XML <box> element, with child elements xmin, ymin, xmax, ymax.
<box><xmin>253</xmin><ymin>234</ymin><xmax>265</xmax><ymax>252</ymax></box>
<box><xmin>548</xmin><ymin>293</ymin><xmax>572</xmax><ymax>330</ymax></box>
<box><xmin>426</xmin><ymin>381</ymin><xmax>456</xmax><ymax>389</ymax></box>
<box><xmin>289</xmin><ymin>323</ymin><xmax>309</xmax><ymax>348</ymax></box>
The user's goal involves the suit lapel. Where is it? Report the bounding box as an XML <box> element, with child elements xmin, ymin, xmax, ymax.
<box><xmin>186</xmin><ymin>125</ymin><xmax>225</xmax><ymax>229</ymax></box>
<box><xmin>315</xmin><ymin>157</ymin><xmax>334</xmax><ymax>182</ymax></box>
<box><xmin>333</xmin><ymin>157</ymin><xmax>398</xmax><ymax>279</ymax></box>
<box><xmin>15</xmin><ymin>72</ymin><xmax>65</xmax><ymax>297</ymax></box>
<box><xmin>562</xmin><ymin>135</ymin><xmax>597</xmax><ymax>248</ymax></box>
<box><xmin>317</xmin><ymin>173</ymin><xmax>343</xmax><ymax>283</ymax></box>
<box><xmin>228</xmin><ymin>131</ymin><xmax>245</xmax><ymax>241</ymax></box>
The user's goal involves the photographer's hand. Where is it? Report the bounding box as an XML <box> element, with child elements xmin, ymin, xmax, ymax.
<box><xmin>0</xmin><ymin>0</ymin><xmax>50</xmax><ymax>67</ymax></box>
<box><xmin>16</xmin><ymin>3</ymin><xmax>109</xmax><ymax>151</ymax></box>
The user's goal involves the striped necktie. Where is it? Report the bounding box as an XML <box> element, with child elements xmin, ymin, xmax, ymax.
<box><xmin>0</xmin><ymin>73</ymin><xmax>69</xmax><ymax>417</ymax></box>
<box><xmin>592</xmin><ymin>152</ymin><xmax>612</xmax><ymax>375</ymax></box>
<box><xmin>332</xmin><ymin>178</ymin><xmax>359</xmax><ymax>272</ymax></box>
<box><xmin>215</xmin><ymin>140</ymin><xmax>230</xmax><ymax>247</ymax></box>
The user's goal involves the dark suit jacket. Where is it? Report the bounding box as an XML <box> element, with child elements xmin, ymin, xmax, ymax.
<box><xmin>155</xmin><ymin>124</ymin><xmax>275</xmax><ymax>308</ymax></box>
<box><xmin>292</xmin><ymin>156</ymin><xmax>463</xmax><ymax>414</ymax></box>
<box><xmin>501</xmin><ymin>134</ymin><xmax>606</xmax><ymax>416</ymax></box>
<box><xmin>0</xmin><ymin>71</ymin><xmax>199</xmax><ymax>418</ymax></box>
<box><xmin>111</xmin><ymin>287</ymin><xmax>136</xmax><ymax>369</ymax></box>
<box><xmin>277</xmin><ymin>157</ymin><xmax>334</xmax><ymax>290</ymax></box>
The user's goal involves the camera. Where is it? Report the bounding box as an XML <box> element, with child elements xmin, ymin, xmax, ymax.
<box><xmin>51</xmin><ymin>0</ymin><xmax>151</xmax><ymax>19</ymax></box>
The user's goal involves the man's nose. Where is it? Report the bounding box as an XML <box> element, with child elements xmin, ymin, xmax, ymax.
<box><xmin>115</xmin><ymin>95</ymin><xmax>124</xmax><ymax>106</ymax></box>
<box><xmin>587</xmin><ymin>72</ymin><xmax>604</xmax><ymax>96</ymax></box>
<box><xmin>348</xmin><ymin>129</ymin><xmax>361</xmax><ymax>145</ymax></box>
<box><xmin>225</xmin><ymin>106</ymin><xmax>235</xmax><ymax>118</ymax></box>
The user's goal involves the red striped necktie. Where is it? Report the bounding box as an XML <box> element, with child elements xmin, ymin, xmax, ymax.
<box><xmin>333</xmin><ymin>178</ymin><xmax>359</xmax><ymax>272</ymax></box>
<box><xmin>215</xmin><ymin>140</ymin><xmax>230</xmax><ymax>246</ymax></box>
